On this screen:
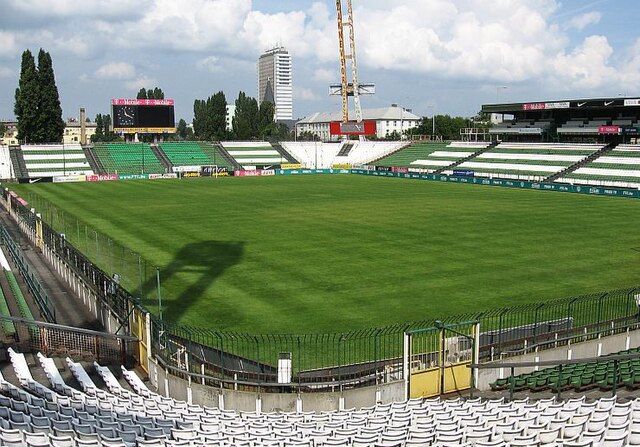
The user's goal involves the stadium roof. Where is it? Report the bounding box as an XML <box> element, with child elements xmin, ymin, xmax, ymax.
<box><xmin>482</xmin><ymin>96</ymin><xmax>640</xmax><ymax>114</ymax></box>
<box><xmin>297</xmin><ymin>106</ymin><xmax>421</xmax><ymax>124</ymax></box>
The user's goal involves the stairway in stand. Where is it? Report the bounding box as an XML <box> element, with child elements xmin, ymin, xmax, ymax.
<box><xmin>544</xmin><ymin>142</ymin><xmax>617</xmax><ymax>183</ymax></box>
<box><xmin>434</xmin><ymin>141</ymin><xmax>498</xmax><ymax>174</ymax></box>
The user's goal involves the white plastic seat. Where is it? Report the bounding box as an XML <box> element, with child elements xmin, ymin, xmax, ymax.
<box><xmin>602</xmin><ymin>431</ymin><xmax>628</xmax><ymax>447</ymax></box>
<box><xmin>538</xmin><ymin>426</ymin><xmax>561</xmax><ymax>444</ymax></box>
<box><xmin>581</xmin><ymin>427</ymin><xmax>606</xmax><ymax>444</ymax></box>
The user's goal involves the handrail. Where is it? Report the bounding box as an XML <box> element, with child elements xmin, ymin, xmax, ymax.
<box><xmin>497</xmin><ymin>320</ymin><xmax>640</xmax><ymax>358</ymax></box>
<box><xmin>0</xmin><ymin>314</ymin><xmax>138</xmax><ymax>341</ymax></box>
<box><xmin>470</xmin><ymin>351</ymin><xmax>640</xmax><ymax>370</ymax></box>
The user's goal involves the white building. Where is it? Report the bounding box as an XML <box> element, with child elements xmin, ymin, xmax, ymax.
<box><xmin>296</xmin><ymin>105</ymin><xmax>421</xmax><ymax>141</ymax></box>
<box><xmin>225</xmin><ymin>104</ymin><xmax>236</xmax><ymax>132</ymax></box>
<box><xmin>257</xmin><ymin>46</ymin><xmax>293</xmax><ymax>121</ymax></box>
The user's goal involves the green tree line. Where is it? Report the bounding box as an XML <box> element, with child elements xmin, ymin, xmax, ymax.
<box><xmin>14</xmin><ymin>49</ymin><xmax>64</xmax><ymax>143</ymax></box>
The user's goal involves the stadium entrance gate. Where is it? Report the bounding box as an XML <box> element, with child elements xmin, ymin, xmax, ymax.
<box><xmin>404</xmin><ymin>321</ymin><xmax>479</xmax><ymax>398</ymax></box>
<box><xmin>130</xmin><ymin>305</ymin><xmax>150</xmax><ymax>373</ymax></box>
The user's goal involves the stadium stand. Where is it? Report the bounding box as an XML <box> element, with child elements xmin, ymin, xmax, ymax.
<box><xmin>3</xmin><ymin>347</ymin><xmax>640</xmax><ymax>446</ymax></box>
<box><xmin>374</xmin><ymin>142</ymin><xmax>448</xmax><ymax>167</ymax></box>
<box><xmin>91</xmin><ymin>143</ymin><xmax>164</xmax><ymax>175</ymax></box>
<box><xmin>332</xmin><ymin>141</ymin><xmax>407</xmax><ymax>166</ymax></box>
<box><xmin>221</xmin><ymin>142</ymin><xmax>287</xmax><ymax>168</ymax></box>
<box><xmin>5</xmin><ymin>270</ymin><xmax>34</xmax><ymax>321</ymax></box>
<box><xmin>558</xmin><ymin>144</ymin><xmax>640</xmax><ymax>189</ymax></box>
<box><xmin>489</xmin><ymin>119</ymin><xmax>552</xmax><ymax>135</ymax></box>
<box><xmin>491</xmin><ymin>348</ymin><xmax>640</xmax><ymax>393</ymax></box>
<box><xmin>279</xmin><ymin>142</ymin><xmax>343</xmax><ymax>169</ymax></box>
<box><xmin>446</xmin><ymin>142</ymin><xmax>603</xmax><ymax>181</ymax></box>
<box><xmin>557</xmin><ymin>117</ymin><xmax>620</xmax><ymax>135</ymax></box>
<box><xmin>408</xmin><ymin>141</ymin><xmax>490</xmax><ymax>172</ymax></box>
<box><xmin>21</xmin><ymin>144</ymin><xmax>94</xmax><ymax>178</ymax></box>
<box><xmin>158</xmin><ymin>142</ymin><xmax>225</xmax><ymax>168</ymax></box>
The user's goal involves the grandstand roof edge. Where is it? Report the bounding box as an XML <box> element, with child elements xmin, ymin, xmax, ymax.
<box><xmin>482</xmin><ymin>96</ymin><xmax>640</xmax><ymax>114</ymax></box>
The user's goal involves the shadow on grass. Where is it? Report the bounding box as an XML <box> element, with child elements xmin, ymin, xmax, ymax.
<box><xmin>140</xmin><ymin>240</ymin><xmax>245</xmax><ymax>322</ymax></box>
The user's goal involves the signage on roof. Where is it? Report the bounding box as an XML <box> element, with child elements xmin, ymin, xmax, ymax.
<box><xmin>522</xmin><ymin>101</ymin><xmax>569</xmax><ymax>111</ymax></box>
<box><xmin>624</xmin><ymin>99</ymin><xmax>640</xmax><ymax>106</ymax></box>
<box><xmin>111</xmin><ymin>98</ymin><xmax>175</xmax><ymax>106</ymax></box>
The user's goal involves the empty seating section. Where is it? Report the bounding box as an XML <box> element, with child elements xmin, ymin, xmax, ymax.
<box><xmin>332</xmin><ymin>141</ymin><xmax>406</xmax><ymax>166</ymax></box>
<box><xmin>375</xmin><ymin>142</ymin><xmax>446</xmax><ymax>167</ymax></box>
<box><xmin>221</xmin><ymin>142</ymin><xmax>285</xmax><ymax>168</ymax></box>
<box><xmin>491</xmin><ymin>348</ymin><xmax>640</xmax><ymax>394</ymax></box>
<box><xmin>410</xmin><ymin>141</ymin><xmax>488</xmax><ymax>172</ymax></box>
<box><xmin>451</xmin><ymin>142</ymin><xmax>601</xmax><ymax>181</ymax></box>
<box><xmin>21</xmin><ymin>144</ymin><xmax>93</xmax><ymax>178</ymax></box>
<box><xmin>92</xmin><ymin>143</ymin><xmax>164</xmax><ymax>175</ymax></box>
<box><xmin>490</xmin><ymin>119</ymin><xmax>551</xmax><ymax>135</ymax></box>
<box><xmin>5</xmin><ymin>270</ymin><xmax>34</xmax><ymax>321</ymax></box>
<box><xmin>280</xmin><ymin>142</ymin><xmax>342</xmax><ymax>169</ymax></box>
<box><xmin>158</xmin><ymin>142</ymin><xmax>211</xmax><ymax>167</ymax></box>
<box><xmin>559</xmin><ymin>144</ymin><xmax>640</xmax><ymax>189</ymax></box>
<box><xmin>8</xmin><ymin>348</ymin><xmax>640</xmax><ymax>446</ymax></box>
<box><xmin>158</xmin><ymin>142</ymin><xmax>229</xmax><ymax>169</ymax></box>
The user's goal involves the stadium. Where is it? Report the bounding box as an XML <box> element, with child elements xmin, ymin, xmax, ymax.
<box><xmin>1</xmin><ymin>1</ymin><xmax>640</xmax><ymax>446</ymax></box>
<box><xmin>0</xmin><ymin>92</ymin><xmax>638</xmax><ymax>445</ymax></box>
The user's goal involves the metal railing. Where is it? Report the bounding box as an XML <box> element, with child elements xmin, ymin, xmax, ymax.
<box><xmin>0</xmin><ymin>314</ymin><xmax>137</xmax><ymax>366</ymax></box>
<box><xmin>0</xmin><ymin>221</ymin><xmax>55</xmax><ymax>323</ymax></box>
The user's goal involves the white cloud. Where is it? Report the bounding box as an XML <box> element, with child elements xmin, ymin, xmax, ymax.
<box><xmin>95</xmin><ymin>62</ymin><xmax>136</xmax><ymax>80</ymax></box>
<box><xmin>551</xmin><ymin>35</ymin><xmax>617</xmax><ymax>90</ymax></box>
<box><xmin>0</xmin><ymin>31</ymin><xmax>19</xmax><ymax>58</ymax></box>
<box><xmin>0</xmin><ymin>67</ymin><xmax>13</xmax><ymax>78</ymax></box>
<box><xmin>313</xmin><ymin>68</ymin><xmax>336</xmax><ymax>83</ymax></box>
<box><xmin>197</xmin><ymin>56</ymin><xmax>221</xmax><ymax>73</ymax></box>
<box><xmin>566</xmin><ymin>11</ymin><xmax>601</xmax><ymax>31</ymax></box>
<box><xmin>295</xmin><ymin>87</ymin><xmax>320</xmax><ymax>101</ymax></box>
<box><xmin>125</xmin><ymin>74</ymin><xmax>158</xmax><ymax>91</ymax></box>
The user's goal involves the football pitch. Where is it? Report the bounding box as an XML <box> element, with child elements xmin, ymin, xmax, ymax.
<box><xmin>12</xmin><ymin>174</ymin><xmax>640</xmax><ymax>334</ymax></box>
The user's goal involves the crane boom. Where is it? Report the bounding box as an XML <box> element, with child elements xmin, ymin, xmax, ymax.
<box><xmin>335</xmin><ymin>0</ymin><xmax>362</xmax><ymax>123</ymax></box>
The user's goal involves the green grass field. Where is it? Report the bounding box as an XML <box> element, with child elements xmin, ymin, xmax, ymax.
<box><xmin>12</xmin><ymin>175</ymin><xmax>640</xmax><ymax>334</ymax></box>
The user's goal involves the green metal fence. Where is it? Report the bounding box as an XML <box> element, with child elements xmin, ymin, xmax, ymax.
<box><xmin>5</xmin><ymin>188</ymin><xmax>640</xmax><ymax>390</ymax></box>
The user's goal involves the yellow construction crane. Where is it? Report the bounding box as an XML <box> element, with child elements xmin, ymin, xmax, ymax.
<box><xmin>330</xmin><ymin>0</ymin><xmax>375</xmax><ymax>125</ymax></box>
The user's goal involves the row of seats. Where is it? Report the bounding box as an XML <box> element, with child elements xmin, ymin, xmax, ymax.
<box><xmin>559</xmin><ymin>144</ymin><xmax>640</xmax><ymax>189</ymax></box>
<box><xmin>91</xmin><ymin>144</ymin><xmax>165</xmax><ymax>175</ymax></box>
<box><xmin>21</xmin><ymin>144</ymin><xmax>94</xmax><ymax>178</ymax></box>
<box><xmin>491</xmin><ymin>347</ymin><xmax>640</xmax><ymax>393</ymax></box>
<box><xmin>6</xmin><ymin>348</ymin><xmax>640</xmax><ymax>446</ymax></box>
<box><xmin>447</xmin><ymin>142</ymin><xmax>601</xmax><ymax>181</ymax></box>
<box><xmin>220</xmin><ymin>142</ymin><xmax>285</xmax><ymax>168</ymax></box>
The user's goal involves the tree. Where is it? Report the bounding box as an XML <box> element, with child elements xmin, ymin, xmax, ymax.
<box><xmin>35</xmin><ymin>49</ymin><xmax>65</xmax><ymax>143</ymax></box>
<box><xmin>153</xmin><ymin>87</ymin><xmax>164</xmax><ymax>99</ymax></box>
<box><xmin>137</xmin><ymin>87</ymin><xmax>164</xmax><ymax>100</ymax></box>
<box><xmin>192</xmin><ymin>91</ymin><xmax>227</xmax><ymax>141</ymax></box>
<box><xmin>14</xmin><ymin>49</ymin><xmax>65</xmax><ymax>143</ymax></box>
<box><xmin>232</xmin><ymin>91</ymin><xmax>259</xmax><ymax>139</ymax></box>
<box><xmin>258</xmin><ymin>101</ymin><xmax>276</xmax><ymax>138</ymax></box>
<box><xmin>14</xmin><ymin>50</ymin><xmax>39</xmax><ymax>143</ymax></box>
<box><xmin>0</xmin><ymin>123</ymin><xmax>6</xmax><ymax>136</ymax></box>
<box><xmin>177</xmin><ymin>119</ymin><xmax>188</xmax><ymax>140</ymax></box>
<box><xmin>91</xmin><ymin>114</ymin><xmax>104</xmax><ymax>142</ymax></box>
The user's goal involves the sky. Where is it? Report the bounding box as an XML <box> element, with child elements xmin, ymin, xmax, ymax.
<box><xmin>0</xmin><ymin>0</ymin><xmax>639</xmax><ymax>123</ymax></box>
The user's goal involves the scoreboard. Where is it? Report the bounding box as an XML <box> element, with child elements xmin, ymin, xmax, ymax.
<box><xmin>111</xmin><ymin>99</ymin><xmax>176</xmax><ymax>134</ymax></box>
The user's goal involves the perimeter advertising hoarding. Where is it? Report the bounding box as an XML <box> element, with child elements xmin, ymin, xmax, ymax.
<box><xmin>87</xmin><ymin>174</ymin><xmax>118</xmax><ymax>182</ymax></box>
<box><xmin>112</xmin><ymin>98</ymin><xmax>176</xmax><ymax>134</ymax></box>
<box><xmin>329</xmin><ymin>120</ymin><xmax>376</xmax><ymax>135</ymax></box>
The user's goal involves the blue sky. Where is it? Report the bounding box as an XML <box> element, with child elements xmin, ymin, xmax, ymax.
<box><xmin>0</xmin><ymin>0</ymin><xmax>639</xmax><ymax>123</ymax></box>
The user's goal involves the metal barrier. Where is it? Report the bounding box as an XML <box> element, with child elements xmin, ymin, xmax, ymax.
<box><xmin>0</xmin><ymin>221</ymin><xmax>55</xmax><ymax>323</ymax></box>
<box><xmin>470</xmin><ymin>348</ymin><xmax>640</xmax><ymax>401</ymax></box>
<box><xmin>4</xmin><ymin>187</ymin><xmax>640</xmax><ymax>391</ymax></box>
<box><xmin>0</xmin><ymin>314</ymin><xmax>137</xmax><ymax>366</ymax></box>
